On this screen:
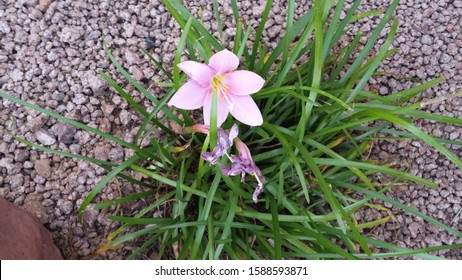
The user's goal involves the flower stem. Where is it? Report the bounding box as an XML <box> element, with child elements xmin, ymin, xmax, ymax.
<box><xmin>209</xmin><ymin>90</ymin><xmax>219</xmax><ymax>150</ymax></box>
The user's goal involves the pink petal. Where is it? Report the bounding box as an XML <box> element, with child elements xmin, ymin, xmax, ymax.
<box><xmin>208</xmin><ymin>49</ymin><xmax>239</xmax><ymax>74</ymax></box>
<box><xmin>177</xmin><ymin>61</ymin><xmax>215</xmax><ymax>87</ymax></box>
<box><xmin>167</xmin><ymin>81</ymin><xmax>208</xmax><ymax>110</ymax></box>
<box><xmin>203</xmin><ymin>93</ymin><xmax>230</xmax><ymax>127</ymax></box>
<box><xmin>223</xmin><ymin>70</ymin><xmax>265</xmax><ymax>96</ymax></box>
<box><xmin>228</xmin><ymin>95</ymin><xmax>263</xmax><ymax>126</ymax></box>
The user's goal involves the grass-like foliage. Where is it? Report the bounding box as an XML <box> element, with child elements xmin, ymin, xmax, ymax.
<box><xmin>2</xmin><ymin>0</ymin><xmax>462</xmax><ymax>259</ymax></box>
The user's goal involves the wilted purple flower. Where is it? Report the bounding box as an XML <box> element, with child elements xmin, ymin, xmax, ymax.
<box><xmin>201</xmin><ymin>124</ymin><xmax>239</xmax><ymax>164</ymax></box>
<box><xmin>220</xmin><ymin>138</ymin><xmax>264</xmax><ymax>203</ymax></box>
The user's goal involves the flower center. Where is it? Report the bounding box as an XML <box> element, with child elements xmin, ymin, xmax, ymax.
<box><xmin>211</xmin><ymin>74</ymin><xmax>234</xmax><ymax>111</ymax></box>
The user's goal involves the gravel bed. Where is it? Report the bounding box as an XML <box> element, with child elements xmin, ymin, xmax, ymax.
<box><xmin>0</xmin><ymin>0</ymin><xmax>461</xmax><ymax>259</ymax></box>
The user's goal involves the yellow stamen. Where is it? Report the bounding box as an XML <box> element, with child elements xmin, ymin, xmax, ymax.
<box><xmin>211</xmin><ymin>74</ymin><xmax>234</xmax><ymax>111</ymax></box>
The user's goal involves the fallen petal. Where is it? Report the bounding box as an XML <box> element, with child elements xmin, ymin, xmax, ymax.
<box><xmin>168</xmin><ymin>81</ymin><xmax>208</xmax><ymax>110</ymax></box>
<box><xmin>223</xmin><ymin>70</ymin><xmax>265</xmax><ymax>96</ymax></box>
<box><xmin>208</xmin><ymin>49</ymin><xmax>239</xmax><ymax>75</ymax></box>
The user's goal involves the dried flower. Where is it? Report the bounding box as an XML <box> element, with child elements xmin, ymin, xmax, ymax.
<box><xmin>219</xmin><ymin>138</ymin><xmax>265</xmax><ymax>203</ymax></box>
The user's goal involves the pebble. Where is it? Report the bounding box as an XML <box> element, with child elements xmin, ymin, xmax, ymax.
<box><xmin>52</xmin><ymin>122</ymin><xmax>77</xmax><ymax>144</ymax></box>
<box><xmin>0</xmin><ymin>20</ymin><xmax>11</xmax><ymax>34</ymax></box>
<box><xmin>59</xmin><ymin>26</ymin><xmax>84</xmax><ymax>43</ymax></box>
<box><xmin>35</xmin><ymin>130</ymin><xmax>57</xmax><ymax>146</ymax></box>
<box><xmin>35</xmin><ymin>159</ymin><xmax>52</xmax><ymax>178</ymax></box>
<box><xmin>9</xmin><ymin>174</ymin><xmax>25</xmax><ymax>190</ymax></box>
<box><xmin>14</xmin><ymin>149</ymin><xmax>30</xmax><ymax>162</ymax></box>
<box><xmin>58</xmin><ymin>199</ymin><xmax>74</xmax><ymax>215</ymax></box>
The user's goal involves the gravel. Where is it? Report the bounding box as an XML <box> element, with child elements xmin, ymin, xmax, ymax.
<box><xmin>0</xmin><ymin>0</ymin><xmax>461</xmax><ymax>259</ymax></box>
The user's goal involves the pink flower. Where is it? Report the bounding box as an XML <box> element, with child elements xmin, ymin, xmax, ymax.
<box><xmin>168</xmin><ymin>50</ymin><xmax>265</xmax><ymax>127</ymax></box>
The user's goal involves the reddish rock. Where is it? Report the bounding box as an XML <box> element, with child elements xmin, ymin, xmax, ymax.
<box><xmin>0</xmin><ymin>197</ymin><xmax>62</xmax><ymax>259</ymax></box>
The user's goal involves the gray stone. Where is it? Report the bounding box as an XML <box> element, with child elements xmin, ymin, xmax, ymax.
<box><xmin>125</xmin><ymin>49</ymin><xmax>138</xmax><ymax>65</ymax></box>
<box><xmin>47</xmin><ymin>50</ymin><xmax>60</xmax><ymax>62</ymax></box>
<box><xmin>0</xmin><ymin>20</ymin><xmax>11</xmax><ymax>34</ymax></box>
<box><xmin>27</xmin><ymin>115</ymin><xmax>48</xmax><ymax>132</ymax></box>
<box><xmin>72</xmin><ymin>93</ymin><xmax>89</xmax><ymax>105</ymax></box>
<box><xmin>10</xmin><ymin>174</ymin><xmax>24</xmax><ymax>189</ymax></box>
<box><xmin>35</xmin><ymin>130</ymin><xmax>56</xmax><ymax>146</ymax></box>
<box><xmin>119</xmin><ymin>110</ymin><xmax>131</xmax><ymax>125</ymax></box>
<box><xmin>51</xmin><ymin>92</ymin><xmax>65</xmax><ymax>101</ymax></box>
<box><xmin>28</xmin><ymin>33</ymin><xmax>41</xmax><ymax>47</ymax></box>
<box><xmin>123</xmin><ymin>22</ymin><xmax>135</xmax><ymax>38</ymax></box>
<box><xmin>52</xmin><ymin>122</ymin><xmax>77</xmax><ymax>144</ymax></box>
<box><xmin>59</xmin><ymin>26</ymin><xmax>83</xmax><ymax>43</ymax></box>
<box><xmin>58</xmin><ymin>200</ymin><xmax>73</xmax><ymax>215</ymax></box>
<box><xmin>80</xmin><ymin>70</ymin><xmax>107</xmax><ymax>95</ymax></box>
<box><xmin>14</xmin><ymin>149</ymin><xmax>30</xmax><ymax>162</ymax></box>
<box><xmin>39</xmin><ymin>0</ymin><xmax>53</xmax><ymax>11</ymax></box>
<box><xmin>408</xmin><ymin>222</ymin><xmax>422</xmax><ymax>238</ymax></box>
<box><xmin>0</xmin><ymin>158</ymin><xmax>15</xmax><ymax>171</ymax></box>
<box><xmin>14</xmin><ymin>30</ymin><xmax>29</xmax><ymax>44</ymax></box>
<box><xmin>9</xmin><ymin>69</ymin><xmax>24</xmax><ymax>82</ymax></box>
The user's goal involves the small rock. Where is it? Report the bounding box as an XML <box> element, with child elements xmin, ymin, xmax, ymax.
<box><xmin>58</xmin><ymin>200</ymin><xmax>73</xmax><ymax>215</ymax></box>
<box><xmin>39</xmin><ymin>0</ymin><xmax>53</xmax><ymax>11</ymax></box>
<box><xmin>0</xmin><ymin>142</ymin><xmax>8</xmax><ymax>154</ymax></box>
<box><xmin>72</xmin><ymin>93</ymin><xmax>89</xmax><ymax>105</ymax></box>
<box><xmin>23</xmin><ymin>194</ymin><xmax>49</xmax><ymax>224</ymax></box>
<box><xmin>9</xmin><ymin>174</ymin><xmax>24</xmax><ymax>190</ymax></box>
<box><xmin>125</xmin><ymin>49</ymin><xmax>138</xmax><ymax>65</ymax></box>
<box><xmin>99</xmin><ymin>117</ymin><xmax>112</xmax><ymax>133</ymax></box>
<box><xmin>35</xmin><ymin>130</ymin><xmax>57</xmax><ymax>146</ymax></box>
<box><xmin>82</xmin><ymin>207</ymin><xmax>98</xmax><ymax>229</ymax></box>
<box><xmin>80</xmin><ymin>70</ymin><xmax>107</xmax><ymax>95</ymax></box>
<box><xmin>408</xmin><ymin>222</ymin><xmax>422</xmax><ymax>238</ymax></box>
<box><xmin>9</xmin><ymin>69</ymin><xmax>24</xmax><ymax>82</ymax></box>
<box><xmin>0</xmin><ymin>158</ymin><xmax>15</xmax><ymax>171</ymax></box>
<box><xmin>123</xmin><ymin>22</ymin><xmax>135</xmax><ymax>38</ymax></box>
<box><xmin>119</xmin><ymin>110</ymin><xmax>131</xmax><ymax>125</ymax></box>
<box><xmin>51</xmin><ymin>92</ymin><xmax>65</xmax><ymax>101</ymax></box>
<box><xmin>94</xmin><ymin>144</ymin><xmax>110</xmax><ymax>160</ymax></box>
<box><xmin>130</xmin><ymin>66</ymin><xmax>144</xmax><ymax>81</ymax></box>
<box><xmin>87</xmin><ymin>30</ymin><xmax>100</xmax><ymax>40</ymax></box>
<box><xmin>47</xmin><ymin>50</ymin><xmax>60</xmax><ymax>62</ymax></box>
<box><xmin>421</xmin><ymin>34</ymin><xmax>433</xmax><ymax>45</ymax></box>
<box><xmin>69</xmin><ymin>144</ymin><xmax>81</xmax><ymax>154</ymax></box>
<box><xmin>28</xmin><ymin>33</ymin><xmax>41</xmax><ymax>47</ymax></box>
<box><xmin>27</xmin><ymin>115</ymin><xmax>48</xmax><ymax>132</ymax></box>
<box><xmin>52</xmin><ymin>122</ymin><xmax>77</xmax><ymax>144</ymax></box>
<box><xmin>14</xmin><ymin>30</ymin><xmax>29</xmax><ymax>44</ymax></box>
<box><xmin>109</xmin><ymin>147</ymin><xmax>124</xmax><ymax>162</ymax></box>
<box><xmin>14</xmin><ymin>149</ymin><xmax>30</xmax><ymax>162</ymax></box>
<box><xmin>0</xmin><ymin>20</ymin><xmax>11</xmax><ymax>34</ymax></box>
<box><xmin>59</xmin><ymin>26</ymin><xmax>83</xmax><ymax>43</ymax></box>
<box><xmin>35</xmin><ymin>159</ymin><xmax>52</xmax><ymax>178</ymax></box>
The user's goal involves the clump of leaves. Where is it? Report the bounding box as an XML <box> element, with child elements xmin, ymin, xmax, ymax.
<box><xmin>2</xmin><ymin>0</ymin><xmax>462</xmax><ymax>259</ymax></box>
